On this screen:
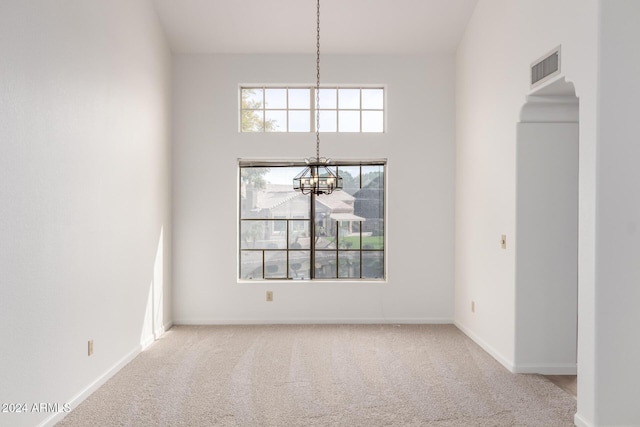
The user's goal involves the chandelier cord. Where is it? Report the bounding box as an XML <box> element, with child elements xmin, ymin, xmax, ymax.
<box><xmin>292</xmin><ymin>0</ymin><xmax>341</xmax><ymax>196</ymax></box>
<box><xmin>315</xmin><ymin>0</ymin><xmax>321</xmax><ymax>161</ymax></box>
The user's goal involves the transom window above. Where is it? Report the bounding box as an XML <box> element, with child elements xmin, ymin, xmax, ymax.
<box><xmin>240</xmin><ymin>87</ymin><xmax>385</xmax><ymax>133</ymax></box>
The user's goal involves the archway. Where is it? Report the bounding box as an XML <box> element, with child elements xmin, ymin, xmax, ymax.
<box><xmin>514</xmin><ymin>78</ymin><xmax>579</xmax><ymax>389</ymax></box>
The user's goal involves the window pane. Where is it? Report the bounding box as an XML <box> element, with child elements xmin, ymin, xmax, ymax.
<box><xmin>362</xmin><ymin>111</ymin><xmax>384</xmax><ymax>132</ymax></box>
<box><xmin>318</xmin><ymin>110</ymin><xmax>337</xmax><ymax>132</ymax></box>
<box><xmin>266</xmin><ymin>166</ymin><xmax>308</xmax><ymax>188</ymax></box>
<box><xmin>363</xmin><ymin>234</ymin><xmax>383</xmax><ymax>250</ymax></box>
<box><xmin>265</xmin><ymin>110</ymin><xmax>286</xmax><ymax>132</ymax></box>
<box><xmin>241</xmin><ymin>167</ymin><xmax>310</xmax><ymax>219</ymax></box>
<box><xmin>289</xmin><ymin>110</ymin><xmax>311</xmax><ymax>132</ymax></box>
<box><xmin>339</xmin><ymin>251</ymin><xmax>361</xmax><ymax>278</ymax></box>
<box><xmin>362</xmin><ymin>89</ymin><xmax>383</xmax><ymax>109</ymax></box>
<box><xmin>288</xmin><ymin>88</ymin><xmax>310</xmax><ymax>109</ymax></box>
<box><xmin>265</xmin><ymin>88</ymin><xmax>286</xmax><ymax>109</ymax></box>
<box><xmin>338</xmin><ymin>166</ymin><xmax>361</xmax><ymax>196</ymax></box>
<box><xmin>239</xmin><ymin>163</ymin><xmax>385</xmax><ymax>281</ymax></box>
<box><xmin>317</xmin><ymin>88</ymin><xmax>337</xmax><ymax>109</ymax></box>
<box><xmin>361</xmin><ymin>165</ymin><xmax>384</xmax><ymax>188</ymax></box>
<box><xmin>314</xmin><ymin>198</ymin><xmax>337</xmax><ymax>249</ymax></box>
<box><xmin>339</xmin><ymin>222</ymin><xmax>360</xmax><ymax>250</ymax></box>
<box><xmin>315</xmin><ymin>251</ymin><xmax>337</xmax><ymax>278</ymax></box>
<box><xmin>362</xmin><ymin>251</ymin><xmax>384</xmax><ymax>279</ymax></box>
<box><xmin>339</xmin><ymin>111</ymin><xmax>360</xmax><ymax>132</ymax></box>
<box><xmin>315</xmin><ymin>230</ymin><xmax>337</xmax><ymax>250</ymax></box>
<box><xmin>242</xmin><ymin>88</ymin><xmax>263</xmax><ymax>108</ymax></box>
<box><xmin>242</xmin><ymin>110</ymin><xmax>264</xmax><ymax>132</ymax></box>
<box><xmin>289</xmin><ymin>220</ymin><xmax>310</xmax><ymax>249</ymax></box>
<box><xmin>265</xmin><ymin>251</ymin><xmax>287</xmax><ymax>278</ymax></box>
<box><xmin>240</xmin><ymin>251</ymin><xmax>262</xmax><ymax>279</ymax></box>
<box><xmin>241</xmin><ymin>177</ymin><xmax>267</xmax><ymax>218</ymax></box>
<box><xmin>274</xmin><ymin>217</ymin><xmax>286</xmax><ymax>232</ymax></box>
<box><xmin>240</xmin><ymin>86</ymin><xmax>384</xmax><ymax>134</ymax></box>
<box><xmin>240</xmin><ymin>220</ymin><xmax>287</xmax><ymax>249</ymax></box>
<box><xmin>338</xmin><ymin>89</ymin><xmax>360</xmax><ymax>109</ymax></box>
<box><xmin>355</xmin><ymin>166</ymin><xmax>384</xmax><ymax>247</ymax></box>
<box><xmin>289</xmin><ymin>250</ymin><xmax>310</xmax><ymax>279</ymax></box>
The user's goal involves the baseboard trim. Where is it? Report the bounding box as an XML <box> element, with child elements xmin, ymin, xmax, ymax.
<box><xmin>512</xmin><ymin>363</ymin><xmax>577</xmax><ymax>375</ymax></box>
<box><xmin>141</xmin><ymin>336</ymin><xmax>154</xmax><ymax>350</ymax></box>
<box><xmin>154</xmin><ymin>320</ymin><xmax>173</xmax><ymax>340</ymax></box>
<box><xmin>454</xmin><ymin>321</ymin><xmax>515</xmax><ymax>372</ymax></box>
<box><xmin>574</xmin><ymin>412</ymin><xmax>593</xmax><ymax>427</ymax></box>
<box><xmin>40</xmin><ymin>324</ymin><xmax>171</xmax><ymax>427</ymax></box>
<box><xmin>38</xmin><ymin>345</ymin><xmax>142</xmax><ymax>427</ymax></box>
<box><xmin>172</xmin><ymin>317</ymin><xmax>454</xmax><ymax>325</ymax></box>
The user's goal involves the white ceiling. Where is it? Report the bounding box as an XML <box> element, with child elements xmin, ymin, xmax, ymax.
<box><xmin>153</xmin><ymin>0</ymin><xmax>478</xmax><ymax>55</ymax></box>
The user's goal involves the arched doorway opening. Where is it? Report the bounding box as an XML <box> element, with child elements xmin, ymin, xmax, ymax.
<box><xmin>514</xmin><ymin>78</ymin><xmax>579</xmax><ymax>396</ymax></box>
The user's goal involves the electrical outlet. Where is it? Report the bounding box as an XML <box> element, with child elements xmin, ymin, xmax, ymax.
<box><xmin>266</xmin><ymin>291</ymin><xmax>273</xmax><ymax>302</ymax></box>
<box><xmin>501</xmin><ymin>234</ymin><xmax>507</xmax><ymax>249</ymax></box>
<box><xmin>88</xmin><ymin>340</ymin><xmax>94</xmax><ymax>356</ymax></box>
<box><xmin>471</xmin><ymin>301</ymin><xmax>475</xmax><ymax>313</ymax></box>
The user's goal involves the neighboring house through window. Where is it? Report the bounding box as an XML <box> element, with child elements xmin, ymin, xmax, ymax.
<box><xmin>239</xmin><ymin>162</ymin><xmax>385</xmax><ymax>280</ymax></box>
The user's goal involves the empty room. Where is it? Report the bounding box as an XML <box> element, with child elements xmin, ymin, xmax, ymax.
<box><xmin>1</xmin><ymin>1</ymin><xmax>639</xmax><ymax>426</ymax></box>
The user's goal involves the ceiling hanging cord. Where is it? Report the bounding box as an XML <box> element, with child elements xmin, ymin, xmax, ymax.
<box><xmin>292</xmin><ymin>0</ymin><xmax>343</xmax><ymax>196</ymax></box>
<box><xmin>315</xmin><ymin>0</ymin><xmax>321</xmax><ymax>162</ymax></box>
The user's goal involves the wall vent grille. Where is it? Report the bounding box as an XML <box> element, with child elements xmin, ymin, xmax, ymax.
<box><xmin>531</xmin><ymin>47</ymin><xmax>561</xmax><ymax>88</ymax></box>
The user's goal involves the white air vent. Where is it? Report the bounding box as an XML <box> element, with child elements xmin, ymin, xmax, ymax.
<box><xmin>531</xmin><ymin>46</ymin><xmax>561</xmax><ymax>88</ymax></box>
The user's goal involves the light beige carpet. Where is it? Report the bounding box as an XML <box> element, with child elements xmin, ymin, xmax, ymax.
<box><xmin>57</xmin><ymin>325</ymin><xmax>576</xmax><ymax>426</ymax></box>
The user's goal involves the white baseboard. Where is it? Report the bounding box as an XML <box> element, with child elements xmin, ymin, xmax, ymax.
<box><xmin>574</xmin><ymin>412</ymin><xmax>593</xmax><ymax>427</ymax></box>
<box><xmin>141</xmin><ymin>335</ymin><xmax>155</xmax><ymax>350</ymax></box>
<box><xmin>454</xmin><ymin>321</ymin><xmax>515</xmax><ymax>372</ymax></box>
<box><xmin>154</xmin><ymin>320</ymin><xmax>173</xmax><ymax>340</ymax></box>
<box><xmin>38</xmin><ymin>345</ymin><xmax>142</xmax><ymax>427</ymax></box>
<box><xmin>454</xmin><ymin>322</ymin><xmax>578</xmax><ymax>376</ymax></box>
<box><xmin>40</xmin><ymin>325</ymin><xmax>171</xmax><ymax>427</ymax></box>
<box><xmin>172</xmin><ymin>317</ymin><xmax>454</xmax><ymax>325</ymax></box>
<box><xmin>512</xmin><ymin>363</ymin><xmax>577</xmax><ymax>375</ymax></box>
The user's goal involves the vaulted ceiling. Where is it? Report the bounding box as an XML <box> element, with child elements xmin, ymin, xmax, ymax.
<box><xmin>153</xmin><ymin>0</ymin><xmax>478</xmax><ymax>54</ymax></box>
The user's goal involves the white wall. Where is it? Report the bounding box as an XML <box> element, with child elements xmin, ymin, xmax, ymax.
<box><xmin>515</xmin><ymin>121</ymin><xmax>578</xmax><ymax>374</ymax></box>
<box><xmin>172</xmin><ymin>54</ymin><xmax>455</xmax><ymax>324</ymax></box>
<box><xmin>0</xmin><ymin>1</ymin><xmax>172</xmax><ymax>426</ymax></box>
<box><xmin>459</xmin><ymin>0</ymin><xmax>640</xmax><ymax>425</ymax></box>
<box><xmin>455</xmin><ymin>0</ymin><xmax>599</xmax><ymax>424</ymax></box>
<box><xmin>595</xmin><ymin>1</ymin><xmax>640</xmax><ymax>424</ymax></box>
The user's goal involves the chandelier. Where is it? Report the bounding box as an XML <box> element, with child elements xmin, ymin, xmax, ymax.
<box><xmin>293</xmin><ymin>0</ymin><xmax>343</xmax><ymax>196</ymax></box>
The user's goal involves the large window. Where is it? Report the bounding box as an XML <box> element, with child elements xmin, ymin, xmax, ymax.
<box><xmin>240</xmin><ymin>87</ymin><xmax>384</xmax><ymax>133</ymax></box>
<box><xmin>239</xmin><ymin>162</ymin><xmax>385</xmax><ymax>280</ymax></box>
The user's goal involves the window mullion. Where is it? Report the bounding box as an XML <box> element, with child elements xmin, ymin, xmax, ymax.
<box><xmin>310</xmin><ymin>88</ymin><xmax>316</xmax><ymax>133</ymax></box>
<box><xmin>359</xmin><ymin>165</ymin><xmax>363</xmax><ymax>278</ymax></box>
<box><xmin>286</xmin><ymin>87</ymin><xmax>290</xmax><ymax>133</ymax></box>
<box><xmin>360</xmin><ymin>88</ymin><xmax>363</xmax><ymax>133</ymax></box>
<box><xmin>310</xmin><ymin>193</ymin><xmax>316</xmax><ymax>279</ymax></box>
<box><xmin>360</xmin><ymin>222</ymin><xmax>363</xmax><ymax>278</ymax></box>
<box><xmin>336</xmin><ymin>221</ymin><xmax>339</xmax><ymax>279</ymax></box>
<box><xmin>260</xmin><ymin>87</ymin><xmax>266</xmax><ymax>132</ymax></box>
<box><xmin>335</xmin><ymin>87</ymin><xmax>339</xmax><ymax>132</ymax></box>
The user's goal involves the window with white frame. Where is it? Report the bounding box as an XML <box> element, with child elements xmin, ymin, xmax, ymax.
<box><xmin>239</xmin><ymin>162</ymin><xmax>385</xmax><ymax>280</ymax></box>
<box><xmin>240</xmin><ymin>87</ymin><xmax>385</xmax><ymax>133</ymax></box>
